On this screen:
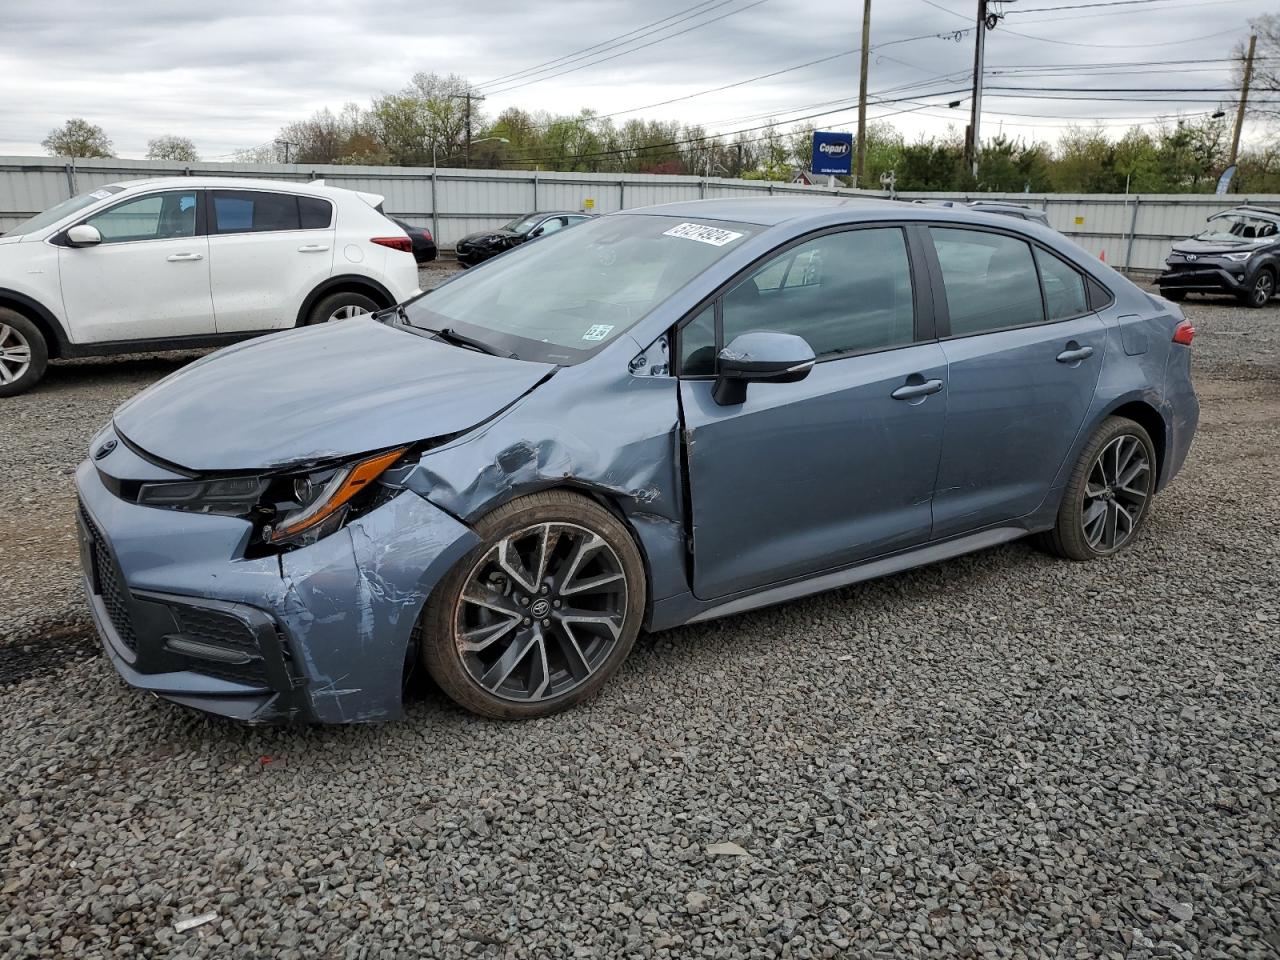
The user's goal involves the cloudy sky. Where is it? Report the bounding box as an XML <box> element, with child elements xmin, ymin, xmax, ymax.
<box><xmin>1</xmin><ymin>0</ymin><xmax>1272</xmax><ymax>160</ymax></box>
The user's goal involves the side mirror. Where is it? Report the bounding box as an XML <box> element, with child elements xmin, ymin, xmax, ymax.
<box><xmin>713</xmin><ymin>331</ymin><xmax>815</xmax><ymax>406</ymax></box>
<box><xmin>66</xmin><ymin>224</ymin><xmax>102</xmax><ymax>247</ymax></box>
<box><xmin>528</xmin><ymin>226</ymin><xmax>545</xmax><ymax>238</ymax></box>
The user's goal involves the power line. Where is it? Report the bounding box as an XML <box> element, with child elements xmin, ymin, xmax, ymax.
<box><xmin>999</xmin><ymin>24</ymin><xmax>1244</xmax><ymax>47</ymax></box>
<box><xmin>1008</xmin><ymin>0</ymin><xmax>1214</xmax><ymax>12</ymax></box>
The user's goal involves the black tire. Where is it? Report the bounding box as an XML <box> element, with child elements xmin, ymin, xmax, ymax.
<box><xmin>0</xmin><ymin>308</ymin><xmax>49</xmax><ymax>398</ymax></box>
<box><xmin>418</xmin><ymin>490</ymin><xmax>646</xmax><ymax>719</ymax></box>
<box><xmin>1037</xmin><ymin>416</ymin><xmax>1158</xmax><ymax>561</ymax></box>
<box><xmin>1161</xmin><ymin>289</ymin><xmax>1186</xmax><ymax>303</ymax></box>
<box><xmin>1240</xmin><ymin>268</ymin><xmax>1275</xmax><ymax>309</ymax></box>
<box><xmin>306</xmin><ymin>291</ymin><xmax>379</xmax><ymax>326</ymax></box>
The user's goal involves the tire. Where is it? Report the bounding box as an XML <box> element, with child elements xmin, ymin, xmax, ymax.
<box><xmin>0</xmin><ymin>308</ymin><xmax>49</xmax><ymax>398</ymax></box>
<box><xmin>306</xmin><ymin>291</ymin><xmax>379</xmax><ymax>325</ymax></box>
<box><xmin>1037</xmin><ymin>416</ymin><xmax>1158</xmax><ymax>561</ymax></box>
<box><xmin>418</xmin><ymin>490</ymin><xmax>647</xmax><ymax>719</ymax></box>
<box><xmin>1161</xmin><ymin>289</ymin><xmax>1186</xmax><ymax>303</ymax></box>
<box><xmin>1240</xmin><ymin>268</ymin><xmax>1275</xmax><ymax>309</ymax></box>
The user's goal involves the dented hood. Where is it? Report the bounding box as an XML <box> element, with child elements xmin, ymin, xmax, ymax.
<box><xmin>113</xmin><ymin>320</ymin><xmax>553</xmax><ymax>472</ymax></box>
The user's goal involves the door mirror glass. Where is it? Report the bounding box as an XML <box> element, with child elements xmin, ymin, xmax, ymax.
<box><xmin>65</xmin><ymin>224</ymin><xmax>102</xmax><ymax>247</ymax></box>
<box><xmin>713</xmin><ymin>331</ymin><xmax>815</xmax><ymax>405</ymax></box>
<box><xmin>528</xmin><ymin>225</ymin><xmax>545</xmax><ymax>238</ymax></box>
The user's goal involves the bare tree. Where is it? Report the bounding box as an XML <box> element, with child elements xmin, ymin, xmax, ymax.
<box><xmin>146</xmin><ymin>135</ymin><xmax>199</xmax><ymax>161</ymax></box>
<box><xmin>1237</xmin><ymin>15</ymin><xmax>1280</xmax><ymax>124</ymax></box>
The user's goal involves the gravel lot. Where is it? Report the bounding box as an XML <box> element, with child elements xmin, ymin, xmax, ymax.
<box><xmin>2</xmin><ymin>281</ymin><xmax>1277</xmax><ymax>959</ymax></box>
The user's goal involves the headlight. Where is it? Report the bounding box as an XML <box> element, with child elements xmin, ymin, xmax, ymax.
<box><xmin>136</xmin><ymin>446</ymin><xmax>409</xmax><ymax>548</ymax></box>
<box><xmin>1224</xmin><ymin>252</ymin><xmax>1254</xmax><ymax>262</ymax></box>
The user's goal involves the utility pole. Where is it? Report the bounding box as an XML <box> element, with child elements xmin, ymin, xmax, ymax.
<box><xmin>1229</xmin><ymin>33</ymin><xmax>1257</xmax><ymax>167</ymax></box>
<box><xmin>463</xmin><ymin>92</ymin><xmax>486</xmax><ymax>168</ymax></box>
<box><xmin>275</xmin><ymin>139</ymin><xmax>298</xmax><ymax>164</ymax></box>
<box><xmin>965</xmin><ymin>0</ymin><xmax>988</xmax><ymax>179</ymax></box>
<box><xmin>855</xmin><ymin>0</ymin><xmax>872</xmax><ymax>187</ymax></box>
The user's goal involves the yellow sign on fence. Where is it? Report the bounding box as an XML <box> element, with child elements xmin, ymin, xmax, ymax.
<box><xmin>583</xmin><ymin>198</ymin><xmax>595</xmax><ymax>210</ymax></box>
<box><xmin>1073</xmin><ymin>216</ymin><xmax>1085</xmax><ymax>225</ymax></box>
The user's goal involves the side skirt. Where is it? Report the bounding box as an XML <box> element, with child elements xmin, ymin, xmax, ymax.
<box><xmin>59</xmin><ymin>330</ymin><xmax>278</xmax><ymax>359</ymax></box>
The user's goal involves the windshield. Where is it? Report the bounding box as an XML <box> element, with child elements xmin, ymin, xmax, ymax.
<box><xmin>1196</xmin><ymin>213</ymin><xmax>1280</xmax><ymax>244</ymax></box>
<box><xmin>502</xmin><ymin>214</ymin><xmax>542</xmax><ymax>234</ymax></box>
<box><xmin>405</xmin><ymin>213</ymin><xmax>757</xmax><ymax>364</ymax></box>
<box><xmin>2</xmin><ymin>185</ymin><xmax>126</xmax><ymax>237</ymax></box>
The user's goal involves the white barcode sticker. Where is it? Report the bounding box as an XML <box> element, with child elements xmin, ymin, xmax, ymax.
<box><xmin>663</xmin><ymin>222</ymin><xmax>744</xmax><ymax>247</ymax></box>
<box><xmin>582</xmin><ymin>324</ymin><xmax>614</xmax><ymax>341</ymax></box>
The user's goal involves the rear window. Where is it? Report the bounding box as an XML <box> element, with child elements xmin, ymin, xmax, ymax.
<box><xmin>210</xmin><ymin>191</ymin><xmax>330</xmax><ymax>234</ymax></box>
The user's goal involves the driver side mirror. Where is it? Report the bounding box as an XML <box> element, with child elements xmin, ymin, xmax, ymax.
<box><xmin>65</xmin><ymin>224</ymin><xmax>102</xmax><ymax>247</ymax></box>
<box><xmin>713</xmin><ymin>331</ymin><xmax>815</xmax><ymax>406</ymax></box>
<box><xmin>528</xmin><ymin>225</ymin><xmax>545</xmax><ymax>238</ymax></box>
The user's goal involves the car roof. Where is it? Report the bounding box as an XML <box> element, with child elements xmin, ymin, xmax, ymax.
<box><xmin>1214</xmin><ymin>206</ymin><xmax>1280</xmax><ymax>222</ymax></box>
<box><xmin>102</xmin><ymin>176</ymin><xmax>353</xmax><ymax>196</ymax></box>
<box><xmin>623</xmin><ymin>195</ymin><xmax>1042</xmax><ymax>229</ymax></box>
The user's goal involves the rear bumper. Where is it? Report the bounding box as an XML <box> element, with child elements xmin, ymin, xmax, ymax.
<box><xmin>75</xmin><ymin>455</ymin><xmax>479</xmax><ymax>724</ymax></box>
<box><xmin>1157</xmin><ymin>263</ymin><xmax>1252</xmax><ymax>295</ymax></box>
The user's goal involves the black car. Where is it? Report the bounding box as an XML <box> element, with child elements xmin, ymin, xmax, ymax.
<box><xmin>391</xmin><ymin>218</ymin><xmax>437</xmax><ymax>263</ymax></box>
<box><xmin>1157</xmin><ymin>207</ymin><xmax>1280</xmax><ymax>308</ymax></box>
<box><xmin>454</xmin><ymin>211</ymin><xmax>593</xmax><ymax>267</ymax></box>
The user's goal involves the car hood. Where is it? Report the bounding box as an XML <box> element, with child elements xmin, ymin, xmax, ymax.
<box><xmin>1171</xmin><ymin>237</ymin><xmax>1273</xmax><ymax>256</ymax></box>
<box><xmin>459</xmin><ymin>229</ymin><xmax>519</xmax><ymax>244</ymax></box>
<box><xmin>113</xmin><ymin>320</ymin><xmax>554</xmax><ymax>473</ymax></box>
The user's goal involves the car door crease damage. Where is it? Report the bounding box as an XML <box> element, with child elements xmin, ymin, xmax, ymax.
<box><xmin>69</xmin><ymin>198</ymin><xmax>1199</xmax><ymax>723</ymax></box>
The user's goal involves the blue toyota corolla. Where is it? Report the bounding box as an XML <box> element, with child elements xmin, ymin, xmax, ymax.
<box><xmin>75</xmin><ymin>198</ymin><xmax>1199</xmax><ymax>723</ymax></box>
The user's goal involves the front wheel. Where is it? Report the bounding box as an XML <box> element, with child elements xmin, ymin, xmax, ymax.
<box><xmin>306</xmin><ymin>291</ymin><xmax>379</xmax><ymax>325</ymax></box>
<box><xmin>418</xmin><ymin>491</ymin><xmax>647</xmax><ymax>719</ymax></box>
<box><xmin>1037</xmin><ymin>417</ymin><xmax>1157</xmax><ymax>561</ymax></box>
<box><xmin>1241</xmin><ymin>269</ymin><xmax>1275</xmax><ymax>309</ymax></box>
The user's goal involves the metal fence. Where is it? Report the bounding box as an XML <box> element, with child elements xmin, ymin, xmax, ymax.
<box><xmin>2</xmin><ymin>155</ymin><xmax>1277</xmax><ymax>274</ymax></box>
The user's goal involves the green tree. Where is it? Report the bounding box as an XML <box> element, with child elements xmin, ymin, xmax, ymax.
<box><xmin>42</xmin><ymin>118</ymin><xmax>113</xmax><ymax>158</ymax></box>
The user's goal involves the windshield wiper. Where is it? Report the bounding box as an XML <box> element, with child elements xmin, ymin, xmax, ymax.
<box><xmin>416</xmin><ymin>325</ymin><xmax>516</xmax><ymax>359</ymax></box>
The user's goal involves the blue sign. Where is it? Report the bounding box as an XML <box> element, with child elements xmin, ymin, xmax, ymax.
<box><xmin>812</xmin><ymin>131</ymin><xmax>854</xmax><ymax>176</ymax></box>
<box><xmin>1215</xmin><ymin>164</ymin><xmax>1237</xmax><ymax>196</ymax></box>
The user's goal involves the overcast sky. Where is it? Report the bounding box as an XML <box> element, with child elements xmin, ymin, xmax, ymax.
<box><xmin>1</xmin><ymin>0</ymin><xmax>1272</xmax><ymax>160</ymax></box>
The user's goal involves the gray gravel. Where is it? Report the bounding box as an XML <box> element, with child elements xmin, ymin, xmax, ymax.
<box><xmin>2</xmin><ymin>285</ymin><xmax>1278</xmax><ymax>958</ymax></box>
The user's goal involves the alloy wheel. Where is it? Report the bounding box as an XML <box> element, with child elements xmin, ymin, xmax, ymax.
<box><xmin>1081</xmin><ymin>434</ymin><xmax>1151</xmax><ymax>553</ymax></box>
<box><xmin>0</xmin><ymin>323</ymin><xmax>33</xmax><ymax>386</ymax></box>
<box><xmin>454</xmin><ymin>522</ymin><xmax>629</xmax><ymax>703</ymax></box>
<box><xmin>327</xmin><ymin>304</ymin><xmax>370</xmax><ymax>322</ymax></box>
<box><xmin>1254</xmin><ymin>273</ymin><xmax>1275</xmax><ymax>306</ymax></box>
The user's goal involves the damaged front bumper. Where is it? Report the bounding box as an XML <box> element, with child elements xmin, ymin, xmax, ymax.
<box><xmin>75</xmin><ymin>454</ymin><xmax>479</xmax><ymax>724</ymax></box>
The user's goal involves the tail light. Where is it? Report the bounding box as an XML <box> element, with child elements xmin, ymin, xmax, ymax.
<box><xmin>421</xmin><ymin>228</ymin><xmax>434</xmax><ymax>242</ymax></box>
<box><xmin>1172</xmin><ymin>320</ymin><xmax>1195</xmax><ymax>345</ymax></box>
<box><xmin>371</xmin><ymin>236</ymin><xmax>413</xmax><ymax>253</ymax></box>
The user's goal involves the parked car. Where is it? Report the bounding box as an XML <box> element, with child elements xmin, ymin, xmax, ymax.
<box><xmin>913</xmin><ymin>199</ymin><xmax>1051</xmax><ymax>227</ymax></box>
<box><xmin>391</xmin><ymin>217</ymin><xmax>437</xmax><ymax>263</ymax></box>
<box><xmin>454</xmin><ymin>211</ymin><xmax>593</xmax><ymax>266</ymax></box>
<box><xmin>1156</xmin><ymin>206</ymin><xmax>1280</xmax><ymax>308</ymax></box>
<box><xmin>76</xmin><ymin>197</ymin><xmax>1198</xmax><ymax>724</ymax></box>
<box><xmin>0</xmin><ymin>178</ymin><xmax>421</xmax><ymax>396</ymax></box>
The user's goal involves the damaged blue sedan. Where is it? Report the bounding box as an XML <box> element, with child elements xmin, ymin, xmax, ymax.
<box><xmin>76</xmin><ymin>198</ymin><xmax>1199</xmax><ymax>722</ymax></box>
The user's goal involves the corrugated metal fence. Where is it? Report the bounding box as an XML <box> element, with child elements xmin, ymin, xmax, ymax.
<box><xmin>2</xmin><ymin>156</ymin><xmax>1276</xmax><ymax>274</ymax></box>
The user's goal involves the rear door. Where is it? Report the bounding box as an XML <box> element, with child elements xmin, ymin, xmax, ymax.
<box><xmin>924</xmin><ymin>226</ymin><xmax>1108</xmax><ymax>539</ymax></box>
<box><xmin>207</xmin><ymin>189</ymin><xmax>335</xmax><ymax>332</ymax></box>
<box><xmin>58</xmin><ymin>188</ymin><xmax>213</xmax><ymax>343</ymax></box>
<box><xmin>677</xmin><ymin>225</ymin><xmax>948</xmax><ymax>600</ymax></box>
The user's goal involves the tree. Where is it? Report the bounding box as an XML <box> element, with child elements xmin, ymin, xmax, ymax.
<box><xmin>1237</xmin><ymin>14</ymin><xmax>1280</xmax><ymax>125</ymax></box>
<box><xmin>42</xmin><ymin>118</ymin><xmax>113</xmax><ymax>158</ymax></box>
<box><xmin>146</xmin><ymin>135</ymin><xmax>198</xmax><ymax>161</ymax></box>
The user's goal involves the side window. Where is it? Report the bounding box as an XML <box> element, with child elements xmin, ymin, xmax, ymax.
<box><xmin>721</xmin><ymin>228</ymin><xmax>915</xmax><ymax>359</ymax></box>
<box><xmin>931</xmin><ymin>228</ymin><xmax>1043</xmax><ymax>336</ymax></box>
<box><xmin>85</xmin><ymin>191</ymin><xmax>197</xmax><ymax>243</ymax></box>
<box><xmin>679</xmin><ymin>304</ymin><xmax>717</xmax><ymax>376</ymax></box>
<box><xmin>538</xmin><ymin>217</ymin><xmax>567</xmax><ymax>235</ymax></box>
<box><xmin>298</xmin><ymin>196</ymin><xmax>333</xmax><ymax>229</ymax></box>
<box><xmin>1034</xmin><ymin>247</ymin><xmax>1089</xmax><ymax>321</ymax></box>
<box><xmin>211</xmin><ymin>191</ymin><xmax>301</xmax><ymax>234</ymax></box>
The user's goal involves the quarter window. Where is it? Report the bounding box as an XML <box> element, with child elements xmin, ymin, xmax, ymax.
<box><xmin>720</xmin><ymin>228</ymin><xmax>916</xmax><ymax>359</ymax></box>
<box><xmin>210</xmin><ymin>191</ymin><xmax>310</xmax><ymax>234</ymax></box>
<box><xmin>84</xmin><ymin>191</ymin><xmax>197</xmax><ymax>243</ymax></box>
<box><xmin>299</xmin><ymin>196</ymin><xmax>333</xmax><ymax>229</ymax></box>
<box><xmin>931</xmin><ymin>228</ymin><xmax>1043</xmax><ymax>336</ymax></box>
<box><xmin>1035</xmin><ymin>247</ymin><xmax>1089</xmax><ymax>321</ymax></box>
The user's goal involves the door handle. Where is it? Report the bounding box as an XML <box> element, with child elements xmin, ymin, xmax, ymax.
<box><xmin>166</xmin><ymin>253</ymin><xmax>204</xmax><ymax>262</ymax></box>
<box><xmin>1056</xmin><ymin>344</ymin><xmax>1095</xmax><ymax>364</ymax></box>
<box><xmin>891</xmin><ymin>378</ymin><xmax>944</xmax><ymax>401</ymax></box>
<box><xmin>297</xmin><ymin>244</ymin><xmax>330</xmax><ymax>252</ymax></box>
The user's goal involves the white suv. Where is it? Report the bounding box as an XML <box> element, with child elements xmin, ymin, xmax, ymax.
<box><xmin>0</xmin><ymin>177</ymin><xmax>421</xmax><ymax>396</ymax></box>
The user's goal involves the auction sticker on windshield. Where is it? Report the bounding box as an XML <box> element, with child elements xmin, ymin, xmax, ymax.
<box><xmin>582</xmin><ymin>324</ymin><xmax>615</xmax><ymax>341</ymax></box>
<box><xmin>663</xmin><ymin>222</ymin><xmax>745</xmax><ymax>247</ymax></box>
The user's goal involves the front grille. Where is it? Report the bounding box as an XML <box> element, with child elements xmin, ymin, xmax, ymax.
<box><xmin>175</xmin><ymin>606</ymin><xmax>259</xmax><ymax>651</ymax></box>
<box><xmin>80</xmin><ymin>507</ymin><xmax>138</xmax><ymax>652</ymax></box>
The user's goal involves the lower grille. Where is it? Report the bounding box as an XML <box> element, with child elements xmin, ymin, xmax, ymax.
<box><xmin>80</xmin><ymin>507</ymin><xmax>138</xmax><ymax>652</ymax></box>
<box><xmin>175</xmin><ymin>606</ymin><xmax>259</xmax><ymax>651</ymax></box>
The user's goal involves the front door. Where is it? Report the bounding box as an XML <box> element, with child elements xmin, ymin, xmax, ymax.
<box><xmin>58</xmin><ymin>189</ymin><xmax>213</xmax><ymax>343</ymax></box>
<box><xmin>677</xmin><ymin>226</ymin><xmax>947</xmax><ymax>600</ymax></box>
<box><xmin>925</xmin><ymin>227</ymin><xmax>1109</xmax><ymax>538</ymax></box>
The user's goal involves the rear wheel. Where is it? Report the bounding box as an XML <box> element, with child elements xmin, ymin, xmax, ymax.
<box><xmin>418</xmin><ymin>491</ymin><xmax>646</xmax><ymax>719</ymax></box>
<box><xmin>1037</xmin><ymin>416</ymin><xmax>1157</xmax><ymax>561</ymax></box>
<box><xmin>1241</xmin><ymin>268</ymin><xmax>1275</xmax><ymax>309</ymax></box>
<box><xmin>306</xmin><ymin>291</ymin><xmax>379</xmax><ymax>325</ymax></box>
<box><xmin>0</xmin><ymin>309</ymin><xmax>49</xmax><ymax>398</ymax></box>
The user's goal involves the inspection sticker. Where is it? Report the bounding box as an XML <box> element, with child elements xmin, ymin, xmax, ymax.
<box><xmin>89</xmin><ymin>189</ymin><xmax>114</xmax><ymax>200</ymax></box>
<box><xmin>582</xmin><ymin>324</ymin><xmax>615</xmax><ymax>341</ymax></box>
<box><xmin>663</xmin><ymin>222</ymin><xmax>744</xmax><ymax>247</ymax></box>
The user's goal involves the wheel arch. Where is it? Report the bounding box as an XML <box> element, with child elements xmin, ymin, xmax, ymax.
<box><xmin>295</xmin><ymin>274</ymin><xmax>396</xmax><ymax>327</ymax></box>
<box><xmin>0</xmin><ymin>289</ymin><xmax>70</xmax><ymax>359</ymax></box>
<box><xmin>1100</xmin><ymin>396</ymin><xmax>1169</xmax><ymax>487</ymax></box>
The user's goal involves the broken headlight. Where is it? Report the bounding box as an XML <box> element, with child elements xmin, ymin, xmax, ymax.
<box><xmin>135</xmin><ymin>446</ymin><xmax>410</xmax><ymax>549</ymax></box>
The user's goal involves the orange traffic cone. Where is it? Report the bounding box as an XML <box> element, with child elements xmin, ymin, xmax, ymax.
<box><xmin>1100</xmin><ymin>249</ymin><xmax>1107</xmax><ymax>262</ymax></box>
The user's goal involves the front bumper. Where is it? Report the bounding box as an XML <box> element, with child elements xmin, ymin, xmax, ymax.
<box><xmin>75</xmin><ymin>453</ymin><xmax>478</xmax><ymax>724</ymax></box>
<box><xmin>1157</xmin><ymin>262</ymin><xmax>1253</xmax><ymax>295</ymax></box>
